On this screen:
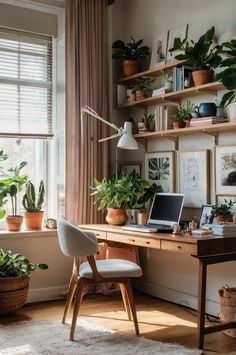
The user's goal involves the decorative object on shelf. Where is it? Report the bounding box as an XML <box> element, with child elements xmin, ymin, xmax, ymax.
<box><xmin>197</xmin><ymin>102</ymin><xmax>217</xmax><ymax>117</ymax></box>
<box><xmin>167</xmin><ymin>24</ymin><xmax>188</xmax><ymax>62</ymax></box>
<box><xmin>215</xmin><ymin>145</ymin><xmax>236</xmax><ymax>195</ymax></box>
<box><xmin>211</xmin><ymin>199</ymin><xmax>235</xmax><ymax>222</ymax></box>
<box><xmin>218</xmin><ymin>39</ymin><xmax>236</xmax><ymax>123</ymax></box>
<box><xmin>164</xmin><ymin>71</ymin><xmax>173</xmax><ymax>92</ymax></box>
<box><xmin>199</xmin><ymin>204</ymin><xmax>214</xmax><ymax>227</ymax></box>
<box><xmin>130</xmin><ymin>76</ymin><xmax>154</xmax><ymax>101</ymax></box>
<box><xmin>138</xmin><ymin>113</ymin><xmax>155</xmax><ymax>132</ymax></box>
<box><xmin>46</xmin><ymin>218</ymin><xmax>57</xmax><ymax>229</ymax></box>
<box><xmin>22</xmin><ymin>180</ymin><xmax>45</xmax><ymax>230</ymax></box>
<box><xmin>145</xmin><ymin>151</ymin><xmax>174</xmax><ymax>192</ymax></box>
<box><xmin>170</xmin><ymin>101</ymin><xmax>196</xmax><ymax>128</ymax></box>
<box><xmin>177</xmin><ymin>150</ymin><xmax>209</xmax><ymax>208</ymax></box>
<box><xmin>149</xmin><ymin>31</ymin><xmax>168</xmax><ymax>68</ymax></box>
<box><xmin>112</xmin><ymin>37</ymin><xmax>150</xmax><ymax>77</ymax></box>
<box><xmin>126</xmin><ymin>88</ymin><xmax>135</xmax><ymax>103</ymax></box>
<box><xmin>81</xmin><ymin>106</ymin><xmax>138</xmax><ymax>150</ymax></box>
<box><xmin>0</xmin><ymin>249</ymin><xmax>48</xmax><ymax>315</ymax></box>
<box><xmin>169</xmin><ymin>26</ymin><xmax>222</xmax><ymax>86</ymax></box>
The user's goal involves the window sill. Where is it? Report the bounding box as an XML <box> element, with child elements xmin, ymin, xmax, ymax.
<box><xmin>0</xmin><ymin>229</ymin><xmax>57</xmax><ymax>240</ymax></box>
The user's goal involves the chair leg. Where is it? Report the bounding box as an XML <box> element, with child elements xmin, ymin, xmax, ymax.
<box><xmin>119</xmin><ymin>283</ymin><xmax>132</xmax><ymax>320</ymax></box>
<box><xmin>123</xmin><ymin>279</ymin><xmax>140</xmax><ymax>336</ymax></box>
<box><xmin>70</xmin><ymin>278</ymin><xmax>84</xmax><ymax>341</ymax></box>
<box><xmin>62</xmin><ymin>276</ymin><xmax>77</xmax><ymax>324</ymax></box>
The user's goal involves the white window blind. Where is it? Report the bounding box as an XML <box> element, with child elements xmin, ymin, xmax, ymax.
<box><xmin>0</xmin><ymin>27</ymin><xmax>53</xmax><ymax>138</ymax></box>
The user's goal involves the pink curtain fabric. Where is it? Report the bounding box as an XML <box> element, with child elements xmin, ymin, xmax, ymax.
<box><xmin>65</xmin><ymin>0</ymin><xmax>109</xmax><ymax>225</ymax></box>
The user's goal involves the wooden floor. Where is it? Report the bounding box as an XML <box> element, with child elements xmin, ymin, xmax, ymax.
<box><xmin>1</xmin><ymin>292</ymin><xmax>236</xmax><ymax>355</ymax></box>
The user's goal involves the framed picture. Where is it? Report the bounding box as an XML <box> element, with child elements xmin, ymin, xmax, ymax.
<box><xmin>149</xmin><ymin>31</ymin><xmax>169</xmax><ymax>69</ymax></box>
<box><xmin>144</xmin><ymin>152</ymin><xmax>174</xmax><ymax>192</ymax></box>
<box><xmin>167</xmin><ymin>24</ymin><xmax>188</xmax><ymax>62</ymax></box>
<box><xmin>199</xmin><ymin>204</ymin><xmax>214</xmax><ymax>227</ymax></box>
<box><xmin>215</xmin><ymin>145</ymin><xmax>236</xmax><ymax>195</ymax></box>
<box><xmin>119</xmin><ymin>162</ymin><xmax>141</xmax><ymax>176</ymax></box>
<box><xmin>177</xmin><ymin>150</ymin><xmax>209</xmax><ymax>208</ymax></box>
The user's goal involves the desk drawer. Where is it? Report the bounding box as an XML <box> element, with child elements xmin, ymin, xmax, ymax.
<box><xmin>107</xmin><ymin>232</ymin><xmax>160</xmax><ymax>249</ymax></box>
<box><xmin>161</xmin><ymin>240</ymin><xmax>196</xmax><ymax>254</ymax></box>
<box><xmin>81</xmin><ymin>229</ymin><xmax>106</xmax><ymax>240</ymax></box>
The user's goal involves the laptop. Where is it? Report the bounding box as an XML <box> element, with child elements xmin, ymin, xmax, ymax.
<box><xmin>121</xmin><ymin>193</ymin><xmax>185</xmax><ymax>233</ymax></box>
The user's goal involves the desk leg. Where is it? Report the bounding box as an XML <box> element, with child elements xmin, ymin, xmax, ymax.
<box><xmin>197</xmin><ymin>259</ymin><xmax>207</xmax><ymax>349</ymax></box>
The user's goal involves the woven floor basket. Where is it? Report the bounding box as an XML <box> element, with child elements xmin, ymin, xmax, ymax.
<box><xmin>0</xmin><ymin>275</ymin><xmax>30</xmax><ymax>315</ymax></box>
<box><xmin>219</xmin><ymin>286</ymin><xmax>236</xmax><ymax>338</ymax></box>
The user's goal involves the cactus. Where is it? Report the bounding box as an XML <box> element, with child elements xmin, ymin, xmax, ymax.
<box><xmin>22</xmin><ymin>180</ymin><xmax>45</xmax><ymax>212</ymax></box>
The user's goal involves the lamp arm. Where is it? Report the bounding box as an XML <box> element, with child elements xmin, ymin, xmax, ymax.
<box><xmin>81</xmin><ymin>106</ymin><xmax>123</xmax><ymax>135</ymax></box>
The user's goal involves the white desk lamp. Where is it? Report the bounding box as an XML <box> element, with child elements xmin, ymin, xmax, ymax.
<box><xmin>81</xmin><ymin>105</ymin><xmax>138</xmax><ymax>150</ymax></box>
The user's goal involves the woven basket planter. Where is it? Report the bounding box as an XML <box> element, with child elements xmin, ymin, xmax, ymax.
<box><xmin>0</xmin><ymin>275</ymin><xmax>30</xmax><ymax>315</ymax></box>
<box><xmin>219</xmin><ymin>286</ymin><xmax>236</xmax><ymax>338</ymax></box>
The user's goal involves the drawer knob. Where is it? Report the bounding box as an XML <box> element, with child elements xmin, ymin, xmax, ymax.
<box><xmin>145</xmin><ymin>241</ymin><xmax>150</xmax><ymax>244</ymax></box>
<box><xmin>128</xmin><ymin>238</ymin><xmax>136</xmax><ymax>242</ymax></box>
<box><xmin>177</xmin><ymin>245</ymin><xmax>182</xmax><ymax>249</ymax></box>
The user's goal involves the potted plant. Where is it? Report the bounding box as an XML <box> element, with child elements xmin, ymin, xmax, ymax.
<box><xmin>0</xmin><ymin>249</ymin><xmax>48</xmax><ymax>315</ymax></box>
<box><xmin>137</xmin><ymin>183</ymin><xmax>163</xmax><ymax>225</ymax></box>
<box><xmin>22</xmin><ymin>180</ymin><xmax>45</xmax><ymax>230</ymax></box>
<box><xmin>211</xmin><ymin>199</ymin><xmax>236</xmax><ymax>223</ymax></box>
<box><xmin>138</xmin><ymin>113</ymin><xmax>155</xmax><ymax>132</ymax></box>
<box><xmin>169</xmin><ymin>26</ymin><xmax>222</xmax><ymax>86</ymax></box>
<box><xmin>164</xmin><ymin>71</ymin><xmax>173</xmax><ymax>92</ymax></box>
<box><xmin>131</xmin><ymin>76</ymin><xmax>154</xmax><ymax>101</ymax></box>
<box><xmin>112</xmin><ymin>37</ymin><xmax>150</xmax><ymax>77</ymax></box>
<box><xmin>90</xmin><ymin>174</ymin><xmax>137</xmax><ymax>225</ymax></box>
<box><xmin>218</xmin><ymin>39</ymin><xmax>236</xmax><ymax>122</ymax></box>
<box><xmin>170</xmin><ymin>101</ymin><xmax>196</xmax><ymax>128</ymax></box>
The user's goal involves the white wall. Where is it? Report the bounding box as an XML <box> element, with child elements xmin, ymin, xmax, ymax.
<box><xmin>111</xmin><ymin>0</ymin><xmax>236</xmax><ymax>315</ymax></box>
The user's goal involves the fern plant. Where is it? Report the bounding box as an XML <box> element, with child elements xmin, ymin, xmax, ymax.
<box><xmin>22</xmin><ymin>180</ymin><xmax>45</xmax><ymax>212</ymax></box>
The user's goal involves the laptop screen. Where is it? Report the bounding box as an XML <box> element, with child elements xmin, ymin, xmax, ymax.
<box><xmin>148</xmin><ymin>193</ymin><xmax>184</xmax><ymax>226</ymax></box>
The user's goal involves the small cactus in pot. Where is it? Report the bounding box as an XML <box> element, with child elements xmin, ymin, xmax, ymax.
<box><xmin>22</xmin><ymin>180</ymin><xmax>45</xmax><ymax>230</ymax></box>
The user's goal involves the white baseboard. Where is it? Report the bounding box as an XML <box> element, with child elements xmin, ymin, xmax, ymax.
<box><xmin>135</xmin><ymin>280</ymin><xmax>220</xmax><ymax>317</ymax></box>
<box><xmin>27</xmin><ymin>285</ymin><xmax>68</xmax><ymax>303</ymax></box>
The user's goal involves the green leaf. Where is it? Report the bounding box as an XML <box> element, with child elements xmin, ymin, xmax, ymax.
<box><xmin>220</xmin><ymin>68</ymin><xmax>236</xmax><ymax>90</ymax></box>
<box><xmin>220</xmin><ymin>91</ymin><xmax>236</xmax><ymax>108</ymax></box>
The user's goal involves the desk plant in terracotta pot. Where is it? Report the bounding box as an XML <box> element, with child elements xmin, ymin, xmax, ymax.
<box><xmin>112</xmin><ymin>37</ymin><xmax>150</xmax><ymax>77</ymax></box>
<box><xmin>211</xmin><ymin>199</ymin><xmax>236</xmax><ymax>223</ymax></box>
<box><xmin>90</xmin><ymin>175</ymin><xmax>136</xmax><ymax>225</ymax></box>
<box><xmin>169</xmin><ymin>26</ymin><xmax>222</xmax><ymax>86</ymax></box>
<box><xmin>0</xmin><ymin>249</ymin><xmax>48</xmax><ymax>315</ymax></box>
<box><xmin>22</xmin><ymin>180</ymin><xmax>45</xmax><ymax>230</ymax></box>
<box><xmin>137</xmin><ymin>183</ymin><xmax>163</xmax><ymax>225</ymax></box>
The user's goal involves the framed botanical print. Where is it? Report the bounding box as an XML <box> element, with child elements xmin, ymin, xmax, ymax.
<box><xmin>119</xmin><ymin>162</ymin><xmax>142</xmax><ymax>176</ymax></box>
<box><xmin>215</xmin><ymin>145</ymin><xmax>236</xmax><ymax>195</ymax></box>
<box><xmin>166</xmin><ymin>24</ymin><xmax>188</xmax><ymax>62</ymax></box>
<box><xmin>177</xmin><ymin>150</ymin><xmax>209</xmax><ymax>207</ymax></box>
<box><xmin>149</xmin><ymin>31</ymin><xmax>169</xmax><ymax>69</ymax></box>
<box><xmin>145</xmin><ymin>151</ymin><xmax>174</xmax><ymax>192</ymax></box>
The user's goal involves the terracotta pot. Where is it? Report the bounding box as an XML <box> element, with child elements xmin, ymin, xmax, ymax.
<box><xmin>106</xmin><ymin>208</ymin><xmax>128</xmax><ymax>226</ymax></box>
<box><xmin>121</xmin><ymin>60</ymin><xmax>139</xmax><ymax>77</ymax></box>
<box><xmin>192</xmin><ymin>70</ymin><xmax>214</xmax><ymax>86</ymax></box>
<box><xmin>137</xmin><ymin>211</ymin><xmax>148</xmax><ymax>225</ymax></box>
<box><xmin>215</xmin><ymin>214</ymin><xmax>233</xmax><ymax>223</ymax></box>
<box><xmin>6</xmin><ymin>215</ymin><xmax>23</xmax><ymax>232</ymax></box>
<box><xmin>0</xmin><ymin>275</ymin><xmax>30</xmax><ymax>315</ymax></box>
<box><xmin>172</xmin><ymin>121</ymin><xmax>185</xmax><ymax>129</ymax></box>
<box><xmin>185</xmin><ymin>120</ymin><xmax>191</xmax><ymax>127</ymax></box>
<box><xmin>135</xmin><ymin>90</ymin><xmax>146</xmax><ymax>101</ymax></box>
<box><xmin>24</xmin><ymin>211</ymin><xmax>44</xmax><ymax>230</ymax></box>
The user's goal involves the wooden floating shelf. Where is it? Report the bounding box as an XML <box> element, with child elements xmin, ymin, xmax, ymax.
<box><xmin>134</xmin><ymin>122</ymin><xmax>236</xmax><ymax>139</ymax></box>
<box><xmin>116</xmin><ymin>82</ymin><xmax>225</xmax><ymax>109</ymax></box>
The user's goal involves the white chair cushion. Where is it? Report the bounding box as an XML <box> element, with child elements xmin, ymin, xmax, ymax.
<box><xmin>79</xmin><ymin>259</ymin><xmax>142</xmax><ymax>279</ymax></box>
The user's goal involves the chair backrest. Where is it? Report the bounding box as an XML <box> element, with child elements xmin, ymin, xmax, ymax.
<box><xmin>57</xmin><ymin>218</ymin><xmax>99</xmax><ymax>257</ymax></box>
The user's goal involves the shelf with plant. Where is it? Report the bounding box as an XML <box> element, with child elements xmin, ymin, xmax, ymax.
<box><xmin>170</xmin><ymin>101</ymin><xmax>196</xmax><ymax>129</ymax></box>
<box><xmin>211</xmin><ymin>199</ymin><xmax>236</xmax><ymax>223</ymax></box>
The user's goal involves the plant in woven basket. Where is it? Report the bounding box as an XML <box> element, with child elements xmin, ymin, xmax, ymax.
<box><xmin>22</xmin><ymin>180</ymin><xmax>45</xmax><ymax>230</ymax></box>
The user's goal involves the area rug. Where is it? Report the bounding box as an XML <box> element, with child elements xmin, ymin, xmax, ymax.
<box><xmin>0</xmin><ymin>319</ymin><xmax>201</xmax><ymax>355</ymax></box>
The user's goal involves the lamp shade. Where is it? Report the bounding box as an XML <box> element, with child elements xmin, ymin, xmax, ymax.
<box><xmin>117</xmin><ymin>122</ymin><xmax>139</xmax><ymax>150</ymax></box>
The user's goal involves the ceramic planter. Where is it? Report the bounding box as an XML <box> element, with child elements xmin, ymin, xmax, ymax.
<box><xmin>106</xmin><ymin>208</ymin><xmax>128</xmax><ymax>226</ymax></box>
<box><xmin>121</xmin><ymin>60</ymin><xmax>139</xmax><ymax>77</ymax></box>
<box><xmin>24</xmin><ymin>211</ymin><xmax>44</xmax><ymax>230</ymax></box>
<box><xmin>192</xmin><ymin>70</ymin><xmax>214</xmax><ymax>86</ymax></box>
<box><xmin>227</xmin><ymin>102</ymin><xmax>236</xmax><ymax>123</ymax></box>
<box><xmin>6</xmin><ymin>215</ymin><xmax>23</xmax><ymax>232</ymax></box>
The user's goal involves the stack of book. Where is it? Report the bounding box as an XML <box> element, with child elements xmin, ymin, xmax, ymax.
<box><xmin>203</xmin><ymin>222</ymin><xmax>236</xmax><ymax>237</ymax></box>
<box><xmin>173</xmin><ymin>65</ymin><xmax>194</xmax><ymax>91</ymax></box>
<box><xmin>190</xmin><ymin>116</ymin><xmax>227</xmax><ymax>127</ymax></box>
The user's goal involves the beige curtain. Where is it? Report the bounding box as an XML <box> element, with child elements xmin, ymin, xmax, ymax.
<box><xmin>65</xmin><ymin>0</ymin><xmax>109</xmax><ymax>225</ymax></box>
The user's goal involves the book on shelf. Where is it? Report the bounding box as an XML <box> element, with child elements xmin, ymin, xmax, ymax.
<box><xmin>173</xmin><ymin>65</ymin><xmax>194</xmax><ymax>91</ymax></box>
<box><xmin>190</xmin><ymin>116</ymin><xmax>227</xmax><ymax>127</ymax></box>
<box><xmin>154</xmin><ymin>104</ymin><xmax>178</xmax><ymax>131</ymax></box>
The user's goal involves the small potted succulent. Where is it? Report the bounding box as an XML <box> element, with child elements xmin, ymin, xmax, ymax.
<box><xmin>171</xmin><ymin>101</ymin><xmax>196</xmax><ymax>128</ymax></box>
<box><xmin>169</xmin><ymin>26</ymin><xmax>222</xmax><ymax>86</ymax></box>
<box><xmin>112</xmin><ymin>37</ymin><xmax>150</xmax><ymax>77</ymax></box>
<box><xmin>22</xmin><ymin>180</ymin><xmax>45</xmax><ymax>230</ymax></box>
<box><xmin>0</xmin><ymin>248</ymin><xmax>48</xmax><ymax>315</ymax></box>
<box><xmin>138</xmin><ymin>113</ymin><xmax>155</xmax><ymax>132</ymax></box>
<box><xmin>131</xmin><ymin>76</ymin><xmax>154</xmax><ymax>101</ymax></box>
<box><xmin>211</xmin><ymin>199</ymin><xmax>236</xmax><ymax>223</ymax></box>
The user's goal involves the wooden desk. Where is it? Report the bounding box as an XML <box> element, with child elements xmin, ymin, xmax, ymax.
<box><xmin>80</xmin><ymin>224</ymin><xmax>236</xmax><ymax>349</ymax></box>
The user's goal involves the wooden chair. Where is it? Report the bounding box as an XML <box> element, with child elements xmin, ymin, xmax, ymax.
<box><xmin>57</xmin><ymin>218</ymin><xmax>142</xmax><ymax>340</ymax></box>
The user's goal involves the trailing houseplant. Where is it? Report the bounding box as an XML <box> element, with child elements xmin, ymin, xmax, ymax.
<box><xmin>22</xmin><ymin>180</ymin><xmax>45</xmax><ymax>230</ymax></box>
<box><xmin>112</xmin><ymin>37</ymin><xmax>150</xmax><ymax>77</ymax></box>
<box><xmin>0</xmin><ymin>248</ymin><xmax>48</xmax><ymax>315</ymax></box>
<box><xmin>169</xmin><ymin>26</ymin><xmax>222</xmax><ymax>86</ymax></box>
<box><xmin>211</xmin><ymin>199</ymin><xmax>236</xmax><ymax>222</ymax></box>
<box><xmin>131</xmin><ymin>76</ymin><xmax>154</xmax><ymax>101</ymax></box>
